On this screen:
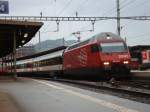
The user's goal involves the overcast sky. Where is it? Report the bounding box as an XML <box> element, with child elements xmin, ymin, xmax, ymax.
<box><xmin>4</xmin><ymin>0</ymin><xmax>150</xmax><ymax>46</ymax></box>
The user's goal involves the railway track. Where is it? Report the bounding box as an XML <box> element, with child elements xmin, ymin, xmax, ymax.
<box><xmin>119</xmin><ymin>80</ymin><xmax>150</xmax><ymax>89</ymax></box>
<box><xmin>35</xmin><ymin>77</ymin><xmax>150</xmax><ymax>104</ymax></box>
<box><xmin>51</xmin><ymin>78</ymin><xmax>150</xmax><ymax>95</ymax></box>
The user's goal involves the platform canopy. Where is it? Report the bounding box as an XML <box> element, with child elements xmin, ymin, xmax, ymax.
<box><xmin>0</xmin><ymin>20</ymin><xmax>43</xmax><ymax>58</ymax></box>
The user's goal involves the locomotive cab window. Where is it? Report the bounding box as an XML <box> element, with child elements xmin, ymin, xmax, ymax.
<box><xmin>91</xmin><ymin>44</ymin><xmax>99</xmax><ymax>53</ymax></box>
<box><xmin>100</xmin><ymin>42</ymin><xmax>127</xmax><ymax>53</ymax></box>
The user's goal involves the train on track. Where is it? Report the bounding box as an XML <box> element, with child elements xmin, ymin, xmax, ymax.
<box><xmin>129</xmin><ymin>46</ymin><xmax>150</xmax><ymax>70</ymax></box>
<box><xmin>6</xmin><ymin>32</ymin><xmax>131</xmax><ymax>79</ymax></box>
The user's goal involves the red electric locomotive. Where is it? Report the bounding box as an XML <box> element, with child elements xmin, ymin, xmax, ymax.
<box><xmin>63</xmin><ymin>32</ymin><xmax>131</xmax><ymax>78</ymax></box>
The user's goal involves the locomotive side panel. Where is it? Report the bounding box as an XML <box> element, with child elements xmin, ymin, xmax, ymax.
<box><xmin>63</xmin><ymin>43</ymin><xmax>103</xmax><ymax>76</ymax></box>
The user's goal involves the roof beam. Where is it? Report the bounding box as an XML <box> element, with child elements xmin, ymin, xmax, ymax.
<box><xmin>0</xmin><ymin>16</ymin><xmax>150</xmax><ymax>21</ymax></box>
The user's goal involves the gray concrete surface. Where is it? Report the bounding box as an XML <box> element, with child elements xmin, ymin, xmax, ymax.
<box><xmin>0</xmin><ymin>77</ymin><xmax>149</xmax><ymax>112</ymax></box>
<box><xmin>131</xmin><ymin>70</ymin><xmax>150</xmax><ymax>79</ymax></box>
<box><xmin>0</xmin><ymin>92</ymin><xmax>19</xmax><ymax>112</ymax></box>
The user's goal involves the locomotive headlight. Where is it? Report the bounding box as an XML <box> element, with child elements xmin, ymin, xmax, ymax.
<box><xmin>123</xmin><ymin>61</ymin><xmax>129</xmax><ymax>64</ymax></box>
<box><xmin>103</xmin><ymin>62</ymin><xmax>110</xmax><ymax>65</ymax></box>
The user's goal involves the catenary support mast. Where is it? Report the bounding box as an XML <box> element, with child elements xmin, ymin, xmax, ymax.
<box><xmin>117</xmin><ymin>0</ymin><xmax>121</xmax><ymax>36</ymax></box>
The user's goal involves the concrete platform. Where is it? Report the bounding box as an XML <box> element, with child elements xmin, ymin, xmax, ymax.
<box><xmin>131</xmin><ymin>70</ymin><xmax>150</xmax><ymax>79</ymax></box>
<box><xmin>132</xmin><ymin>70</ymin><xmax>150</xmax><ymax>72</ymax></box>
<box><xmin>0</xmin><ymin>92</ymin><xmax>19</xmax><ymax>112</ymax></box>
<box><xmin>0</xmin><ymin>77</ymin><xmax>149</xmax><ymax>112</ymax></box>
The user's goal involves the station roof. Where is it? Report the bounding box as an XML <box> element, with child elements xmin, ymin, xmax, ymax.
<box><xmin>0</xmin><ymin>20</ymin><xmax>43</xmax><ymax>58</ymax></box>
<box><xmin>16</xmin><ymin>46</ymin><xmax>67</xmax><ymax>61</ymax></box>
<box><xmin>5</xmin><ymin>46</ymin><xmax>67</xmax><ymax>62</ymax></box>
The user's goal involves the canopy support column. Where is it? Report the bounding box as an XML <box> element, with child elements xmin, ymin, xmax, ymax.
<box><xmin>2</xmin><ymin>58</ymin><xmax>4</xmax><ymax>72</ymax></box>
<box><xmin>11</xmin><ymin>53</ymin><xmax>13</xmax><ymax>73</ymax></box>
<box><xmin>13</xmin><ymin>31</ymin><xmax>17</xmax><ymax>79</ymax></box>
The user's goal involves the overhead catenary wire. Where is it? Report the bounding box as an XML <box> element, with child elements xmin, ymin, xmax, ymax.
<box><xmin>57</xmin><ymin>0</ymin><xmax>73</xmax><ymax>16</ymax></box>
<box><xmin>32</xmin><ymin>0</ymin><xmax>150</xmax><ymax>45</ymax></box>
<box><xmin>102</xmin><ymin>0</ymin><xmax>129</xmax><ymax>16</ymax></box>
<box><xmin>49</xmin><ymin>0</ymin><xmax>56</xmax><ymax>6</ymax></box>
<box><xmin>70</xmin><ymin>0</ymin><xmax>89</xmax><ymax>16</ymax></box>
<box><xmin>123</xmin><ymin>0</ymin><xmax>150</xmax><ymax>15</ymax></box>
<box><xmin>120</xmin><ymin>0</ymin><xmax>138</xmax><ymax>11</ymax></box>
<box><xmin>39</xmin><ymin>0</ymin><xmax>58</xmax><ymax>36</ymax></box>
<box><xmin>68</xmin><ymin>0</ymin><xmax>91</xmax><ymax>37</ymax></box>
<box><xmin>121</xmin><ymin>0</ymin><xmax>150</xmax><ymax>28</ymax></box>
<box><xmin>118</xmin><ymin>0</ymin><xmax>150</xmax><ymax>39</ymax></box>
<box><xmin>78</xmin><ymin>0</ymin><xmax>117</xmax><ymax>33</ymax></box>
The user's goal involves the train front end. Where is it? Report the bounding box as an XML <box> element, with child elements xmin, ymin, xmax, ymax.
<box><xmin>98</xmin><ymin>33</ymin><xmax>131</xmax><ymax>77</ymax></box>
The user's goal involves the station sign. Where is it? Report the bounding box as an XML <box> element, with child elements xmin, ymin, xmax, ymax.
<box><xmin>0</xmin><ymin>1</ymin><xmax>9</xmax><ymax>14</ymax></box>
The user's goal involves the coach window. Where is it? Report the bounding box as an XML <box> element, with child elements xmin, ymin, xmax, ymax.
<box><xmin>40</xmin><ymin>61</ymin><xmax>44</xmax><ymax>66</ymax></box>
<box><xmin>40</xmin><ymin>61</ymin><xmax>42</xmax><ymax>67</ymax></box>
<box><xmin>91</xmin><ymin>44</ymin><xmax>99</xmax><ymax>53</ymax></box>
<box><xmin>44</xmin><ymin>61</ymin><xmax>46</xmax><ymax>66</ymax></box>
<box><xmin>39</xmin><ymin>61</ymin><xmax>41</xmax><ymax>66</ymax></box>
<box><xmin>36</xmin><ymin>62</ymin><xmax>38</xmax><ymax>67</ymax></box>
<box><xmin>21</xmin><ymin>64</ymin><xmax>23</xmax><ymax>68</ymax></box>
<box><xmin>43</xmin><ymin>60</ymin><xmax>45</xmax><ymax>66</ymax></box>
<box><xmin>44</xmin><ymin>60</ymin><xmax>47</xmax><ymax>66</ymax></box>
<box><xmin>43</xmin><ymin>60</ymin><xmax>46</xmax><ymax>66</ymax></box>
<box><xmin>46</xmin><ymin>59</ymin><xmax>49</xmax><ymax>65</ymax></box>
<box><xmin>33</xmin><ymin>63</ymin><xmax>35</xmax><ymax>67</ymax></box>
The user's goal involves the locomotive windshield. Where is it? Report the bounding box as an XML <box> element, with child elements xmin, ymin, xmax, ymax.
<box><xmin>100</xmin><ymin>42</ymin><xmax>127</xmax><ymax>53</ymax></box>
